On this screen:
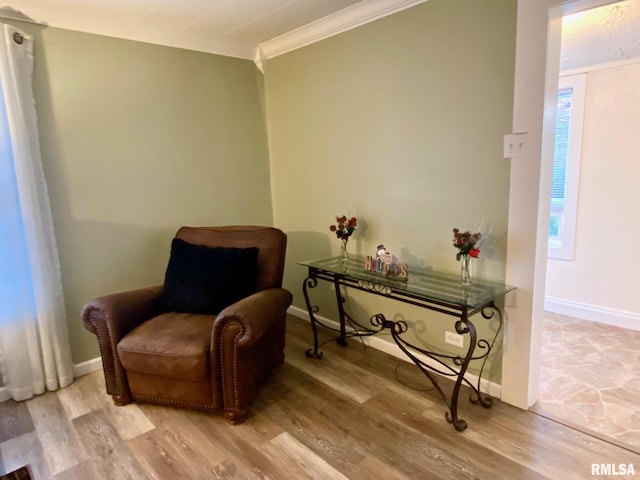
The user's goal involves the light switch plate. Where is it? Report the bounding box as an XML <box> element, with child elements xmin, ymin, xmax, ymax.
<box><xmin>504</xmin><ymin>133</ymin><xmax>529</xmax><ymax>158</ymax></box>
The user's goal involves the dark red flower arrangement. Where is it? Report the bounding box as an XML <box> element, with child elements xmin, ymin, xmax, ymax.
<box><xmin>452</xmin><ymin>228</ymin><xmax>481</xmax><ymax>261</ymax></box>
<box><xmin>330</xmin><ymin>215</ymin><xmax>357</xmax><ymax>240</ymax></box>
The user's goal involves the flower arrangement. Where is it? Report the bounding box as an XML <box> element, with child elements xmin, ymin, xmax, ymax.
<box><xmin>330</xmin><ymin>215</ymin><xmax>357</xmax><ymax>240</ymax></box>
<box><xmin>452</xmin><ymin>228</ymin><xmax>481</xmax><ymax>260</ymax></box>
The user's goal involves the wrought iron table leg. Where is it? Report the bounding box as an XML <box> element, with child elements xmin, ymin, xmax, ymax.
<box><xmin>303</xmin><ymin>275</ymin><xmax>323</xmax><ymax>359</ymax></box>
<box><xmin>445</xmin><ymin>316</ymin><xmax>477</xmax><ymax>432</ymax></box>
<box><xmin>469</xmin><ymin>302</ymin><xmax>503</xmax><ymax>408</ymax></box>
<box><xmin>334</xmin><ymin>277</ymin><xmax>348</xmax><ymax>347</ymax></box>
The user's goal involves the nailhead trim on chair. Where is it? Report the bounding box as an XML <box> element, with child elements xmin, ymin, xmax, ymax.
<box><xmin>132</xmin><ymin>394</ymin><xmax>217</xmax><ymax>410</ymax></box>
<box><xmin>86</xmin><ymin>307</ymin><xmax>123</xmax><ymax>397</ymax></box>
<box><xmin>219</xmin><ymin>321</ymin><xmax>243</xmax><ymax>413</ymax></box>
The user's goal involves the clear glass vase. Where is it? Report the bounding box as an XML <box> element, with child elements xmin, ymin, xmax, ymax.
<box><xmin>340</xmin><ymin>238</ymin><xmax>349</xmax><ymax>265</ymax></box>
<box><xmin>460</xmin><ymin>254</ymin><xmax>472</xmax><ymax>286</ymax></box>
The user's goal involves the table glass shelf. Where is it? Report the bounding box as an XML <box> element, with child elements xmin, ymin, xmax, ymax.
<box><xmin>298</xmin><ymin>255</ymin><xmax>514</xmax><ymax>309</ymax></box>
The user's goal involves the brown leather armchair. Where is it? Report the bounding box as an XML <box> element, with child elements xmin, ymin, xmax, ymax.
<box><xmin>82</xmin><ymin>226</ymin><xmax>292</xmax><ymax>424</ymax></box>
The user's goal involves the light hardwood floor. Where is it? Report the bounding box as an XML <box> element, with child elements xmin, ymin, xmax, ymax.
<box><xmin>1</xmin><ymin>315</ymin><xmax>639</xmax><ymax>479</ymax></box>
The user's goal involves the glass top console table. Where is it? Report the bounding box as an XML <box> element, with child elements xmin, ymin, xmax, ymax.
<box><xmin>298</xmin><ymin>255</ymin><xmax>515</xmax><ymax>431</ymax></box>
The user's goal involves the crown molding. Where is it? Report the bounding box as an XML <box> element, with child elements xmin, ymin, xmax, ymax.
<box><xmin>0</xmin><ymin>1</ymin><xmax>430</xmax><ymax>70</ymax></box>
<box><xmin>0</xmin><ymin>6</ymin><xmax>255</xmax><ymax>60</ymax></box>
<box><xmin>256</xmin><ymin>0</ymin><xmax>430</xmax><ymax>65</ymax></box>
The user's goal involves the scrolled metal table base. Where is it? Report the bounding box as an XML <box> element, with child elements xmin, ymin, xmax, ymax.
<box><xmin>370</xmin><ymin>308</ymin><xmax>502</xmax><ymax>431</ymax></box>
<box><xmin>302</xmin><ymin>266</ymin><xmax>504</xmax><ymax>431</ymax></box>
<box><xmin>303</xmin><ymin>272</ymin><xmax>385</xmax><ymax>358</ymax></box>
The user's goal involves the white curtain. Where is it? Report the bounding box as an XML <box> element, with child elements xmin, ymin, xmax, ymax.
<box><xmin>0</xmin><ymin>24</ymin><xmax>73</xmax><ymax>401</ymax></box>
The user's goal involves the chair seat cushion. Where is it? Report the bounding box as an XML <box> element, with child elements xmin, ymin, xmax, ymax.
<box><xmin>160</xmin><ymin>238</ymin><xmax>259</xmax><ymax>315</ymax></box>
<box><xmin>118</xmin><ymin>313</ymin><xmax>215</xmax><ymax>381</ymax></box>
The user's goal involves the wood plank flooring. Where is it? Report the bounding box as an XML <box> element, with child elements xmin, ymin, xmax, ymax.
<box><xmin>1</xmin><ymin>315</ymin><xmax>639</xmax><ymax>479</ymax></box>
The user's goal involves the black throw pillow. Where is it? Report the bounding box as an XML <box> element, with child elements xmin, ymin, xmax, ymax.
<box><xmin>160</xmin><ymin>238</ymin><xmax>259</xmax><ymax>315</ymax></box>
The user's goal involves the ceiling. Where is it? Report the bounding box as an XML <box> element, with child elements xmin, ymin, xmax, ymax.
<box><xmin>561</xmin><ymin>0</ymin><xmax>640</xmax><ymax>71</ymax></box>
<box><xmin>0</xmin><ymin>0</ymin><xmax>427</xmax><ymax>65</ymax></box>
<box><xmin>1</xmin><ymin>0</ymin><xmax>639</xmax><ymax>71</ymax></box>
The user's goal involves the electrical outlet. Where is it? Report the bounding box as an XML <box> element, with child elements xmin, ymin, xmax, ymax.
<box><xmin>445</xmin><ymin>331</ymin><xmax>464</xmax><ymax>348</ymax></box>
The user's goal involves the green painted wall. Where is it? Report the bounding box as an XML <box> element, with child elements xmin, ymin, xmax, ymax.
<box><xmin>8</xmin><ymin>21</ymin><xmax>272</xmax><ymax>364</ymax></box>
<box><xmin>264</xmin><ymin>0</ymin><xmax>516</xmax><ymax>382</ymax></box>
<box><xmin>4</xmin><ymin>0</ymin><xmax>516</xmax><ymax>382</ymax></box>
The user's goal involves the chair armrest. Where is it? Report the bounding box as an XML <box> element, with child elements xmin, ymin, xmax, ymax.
<box><xmin>82</xmin><ymin>286</ymin><xmax>164</xmax><ymax>336</ymax></box>
<box><xmin>213</xmin><ymin>288</ymin><xmax>293</xmax><ymax>348</ymax></box>
<box><xmin>213</xmin><ymin>287</ymin><xmax>292</xmax><ymax>423</ymax></box>
<box><xmin>82</xmin><ymin>285</ymin><xmax>164</xmax><ymax>402</ymax></box>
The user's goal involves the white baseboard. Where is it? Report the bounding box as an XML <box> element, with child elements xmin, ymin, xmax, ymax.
<box><xmin>73</xmin><ymin>356</ymin><xmax>103</xmax><ymax>378</ymax></box>
<box><xmin>287</xmin><ymin>306</ymin><xmax>502</xmax><ymax>399</ymax></box>
<box><xmin>544</xmin><ymin>297</ymin><xmax>640</xmax><ymax>332</ymax></box>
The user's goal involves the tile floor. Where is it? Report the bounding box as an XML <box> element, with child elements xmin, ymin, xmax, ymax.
<box><xmin>533</xmin><ymin>312</ymin><xmax>640</xmax><ymax>452</ymax></box>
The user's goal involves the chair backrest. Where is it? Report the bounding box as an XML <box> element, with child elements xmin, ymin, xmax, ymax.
<box><xmin>175</xmin><ymin>226</ymin><xmax>287</xmax><ymax>291</ymax></box>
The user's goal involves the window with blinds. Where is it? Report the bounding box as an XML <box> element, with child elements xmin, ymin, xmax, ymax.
<box><xmin>548</xmin><ymin>74</ymin><xmax>586</xmax><ymax>260</ymax></box>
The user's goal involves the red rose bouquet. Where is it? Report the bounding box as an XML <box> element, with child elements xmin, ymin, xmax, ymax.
<box><xmin>330</xmin><ymin>215</ymin><xmax>357</xmax><ymax>240</ymax></box>
<box><xmin>452</xmin><ymin>228</ymin><xmax>481</xmax><ymax>261</ymax></box>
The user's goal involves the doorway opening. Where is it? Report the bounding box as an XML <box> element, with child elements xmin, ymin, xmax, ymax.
<box><xmin>532</xmin><ymin>0</ymin><xmax>640</xmax><ymax>452</ymax></box>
